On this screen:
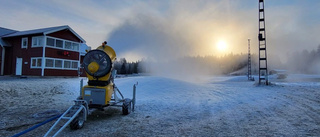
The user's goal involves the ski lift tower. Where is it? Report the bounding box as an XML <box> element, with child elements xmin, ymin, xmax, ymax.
<box><xmin>258</xmin><ymin>0</ymin><xmax>269</xmax><ymax>85</ymax></box>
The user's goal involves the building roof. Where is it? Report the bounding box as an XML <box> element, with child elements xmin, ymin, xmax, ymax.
<box><xmin>2</xmin><ymin>25</ymin><xmax>86</xmax><ymax>43</ymax></box>
<box><xmin>0</xmin><ymin>27</ymin><xmax>17</xmax><ymax>47</ymax></box>
<box><xmin>0</xmin><ymin>27</ymin><xmax>17</xmax><ymax>37</ymax></box>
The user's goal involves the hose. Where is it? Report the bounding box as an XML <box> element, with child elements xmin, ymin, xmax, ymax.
<box><xmin>12</xmin><ymin>114</ymin><xmax>62</xmax><ymax>137</ymax></box>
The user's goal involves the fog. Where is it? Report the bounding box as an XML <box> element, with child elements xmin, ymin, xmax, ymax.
<box><xmin>106</xmin><ymin>1</ymin><xmax>254</xmax><ymax>80</ymax></box>
<box><xmin>108</xmin><ymin>1</ymin><xmax>256</xmax><ymax>61</ymax></box>
<box><xmin>105</xmin><ymin>0</ymin><xmax>320</xmax><ymax>79</ymax></box>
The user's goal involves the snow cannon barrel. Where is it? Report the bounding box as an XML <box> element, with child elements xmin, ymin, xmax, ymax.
<box><xmin>82</xmin><ymin>42</ymin><xmax>116</xmax><ymax>86</ymax></box>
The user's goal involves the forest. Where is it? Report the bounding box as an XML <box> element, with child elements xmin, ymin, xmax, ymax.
<box><xmin>114</xmin><ymin>45</ymin><xmax>320</xmax><ymax>75</ymax></box>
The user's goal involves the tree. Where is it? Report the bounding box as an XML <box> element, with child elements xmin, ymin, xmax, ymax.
<box><xmin>133</xmin><ymin>61</ymin><xmax>138</xmax><ymax>73</ymax></box>
<box><xmin>120</xmin><ymin>62</ymin><xmax>126</xmax><ymax>74</ymax></box>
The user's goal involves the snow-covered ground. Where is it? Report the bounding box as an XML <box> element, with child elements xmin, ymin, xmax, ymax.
<box><xmin>0</xmin><ymin>74</ymin><xmax>319</xmax><ymax>136</ymax></box>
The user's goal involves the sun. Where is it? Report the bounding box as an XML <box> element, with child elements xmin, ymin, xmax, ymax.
<box><xmin>217</xmin><ymin>40</ymin><xmax>227</xmax><ymax>52</ymax></box>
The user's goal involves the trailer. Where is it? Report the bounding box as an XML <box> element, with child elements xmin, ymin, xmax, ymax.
<box><xmin>44</xmin><ymin>41</ymin><xmax>137</xmax><ymax>137</ymax></box>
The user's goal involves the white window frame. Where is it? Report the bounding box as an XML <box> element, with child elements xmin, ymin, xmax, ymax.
<box><xmin>72</xmin><ymin>43</ymin><xmax>80</xmax><ymax>51</ymax></box>
<box><xmin>30</xmin><ymin>57</ymin><xmax>42</xmax><ymax>68</ymax></box>
<box><xmin>43</xmin><ymin>57</ymin><xmax>79</xmax><ymax>70</ymax></box>
<box><xmin>46</xmin><ymin>36</ymin><xmax>80</xmax><ymax>52</ymax></box>
<box><xmin>54</xmin><ymin>59</ymin><xmax>63</xmax><ymax>68</ymax></box>
<box><xmin>45</xmin><ymin>58</ymin><xmax>54</xmax><ymax>68</ymax></box>
<box><xmin>31</xmin><ymin>36</ymin><xmax>44</xmax><ymax>47</ymax></box>
<box><xmin>71</xmin><ymin>61</ymin><xmax>78</xmax><ymax>69</ymax></box>
<box><xmin>55</xmin><ymin>39</ymin><xmax>64</xmax><ymax>48</ymax></box>
<box><xmin>65</xmin><ymin>41</ymin><xmax>72</xmax><ymax>50</ymax></box>
<box><xmin>46</xmin><ymin>37</ymin><xmax>55</xmax><ymax>47</ymax></box>
<box><xmin>71</xmin><ymin>61</ymin><xmax>79</xmax><ymax>69</ymax></box>
<box><xmin>21</xmin><ymin>37</ymin><xmax>28</xmax><ymax>49</ymax></box>
<box><xmin>64</xmin><ymin>60</ymin><xmax>71</xmax><ymax>69</ymax></box>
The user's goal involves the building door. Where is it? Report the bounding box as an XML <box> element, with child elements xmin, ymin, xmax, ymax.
<box><xmin>16</xmin><ymin>58</ymin><xmax>22</xmax><ymax>75</ymax></box>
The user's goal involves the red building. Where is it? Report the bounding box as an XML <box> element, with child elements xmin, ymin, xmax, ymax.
<box><xmin>0</xmin><ymin>25</ymin><xmax>87</xmax><ymax>76</ymax></box>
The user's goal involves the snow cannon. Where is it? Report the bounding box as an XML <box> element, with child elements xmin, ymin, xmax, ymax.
<box><xmin>44</xmin><ymin>41</ymin><xmax>137</xmax><ymax>136</ymax></box>
<box><xmin>81</xmin><ymin>41</ymin><xmax>118</xmax><ymax>107</ymax></box>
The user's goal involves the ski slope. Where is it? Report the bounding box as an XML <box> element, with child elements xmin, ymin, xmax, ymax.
<box><xmin>0</xmin><ymin>75</ymin><xmax>319</xmax><ymax>136</ymax></box>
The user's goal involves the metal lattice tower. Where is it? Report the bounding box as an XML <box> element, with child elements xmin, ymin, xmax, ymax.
<box><xmin>258</xmin><ymin>0</ymin><xmax>268</xmax><ymax>85</ymax></box>
<box><xmin>248</xmin><ymin>39</ymin><xmax>252</xmax><ymax>80</ymax></box>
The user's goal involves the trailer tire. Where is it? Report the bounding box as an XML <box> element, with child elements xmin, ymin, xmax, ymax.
<box><xmin>70</xmin><ymin>107</ymin><xmax>85</xmax><ymax>130</ymax></box>
<box><xmin>122</xmin><ymin>98</ymin><xmax>132</xmax><ymax>115</ymax></box>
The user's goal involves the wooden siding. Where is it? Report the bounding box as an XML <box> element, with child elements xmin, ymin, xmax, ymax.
<box><xmin>44</xmin><ymin>69</ymin><xmax>78</xmax><ymax>76</ymax></box>
<box><xmin>26</xmin><ymin>68</ymin><xmax>42</xmax><ymax>76</ymax></box>
<box><xmin>47</xmin><ymin>29</ymin><xmax>81</xmax><ymax>42</ymax></box>
<box><xmin>3</xmin><ymin>35</ymin><xmax>43</xmax><ymax>76</ymax></box>
<box><xmin>45</xmin><ymin>47</ymin><xmax>79</xmax><ymax>60</ymax></box>
<box><xmin>4</xmin><ymin>47</ymin><xmax>13</xmax><ymax>75</ymax></box>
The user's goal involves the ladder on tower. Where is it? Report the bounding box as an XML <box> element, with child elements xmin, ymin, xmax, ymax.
<box><xmin>247</xmin><ymin>39</ymin><xmax>253</xmax><ymax>81</ymax></box>
<box><xmin>258</xmin><ymin>0</ymin><xmax>269</xmax><ymax>85</ymax></box>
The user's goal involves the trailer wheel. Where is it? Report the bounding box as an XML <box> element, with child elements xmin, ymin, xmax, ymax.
<box><xmin>70</xmin><ymin>107</ymin><xmax>86</xmax><ymax>130</ymax></box>
<box><xmin>122</xmin><ymin>98</ymin><xmax>132</xmax><ymax>115</ymax></box>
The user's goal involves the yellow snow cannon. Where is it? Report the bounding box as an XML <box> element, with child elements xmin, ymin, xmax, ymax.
<box><xmin>81</xmin><ymin>42</ymin><xmax>117</xmax><ymax>107</ymax></box>
<box><xmin>80</xmin><ymin>41</ymin><xmax>136</xmax><ymax>114</ymax></box>
<box><xmin>44</xmin><ymin>41</ymin><xmax>137</xmax><ymax>136</ymax></box>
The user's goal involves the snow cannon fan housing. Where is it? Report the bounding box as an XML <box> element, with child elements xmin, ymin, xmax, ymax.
<box><xmin>83</xmin><ymin>45</ymin><xmax>116</xmax><ymax>86</ymax></box>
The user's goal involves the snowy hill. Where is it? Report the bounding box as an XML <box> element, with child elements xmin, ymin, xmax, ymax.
<box><xmin>0</xmin><ymin>75</ymin><xmax>319</xmax><ymax>136</ymax></box>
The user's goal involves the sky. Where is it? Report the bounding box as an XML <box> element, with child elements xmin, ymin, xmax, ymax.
<box><xmin>1</xmin><ymin>0</ymin><xmax>320</xmax><ymax>62</ymax></box>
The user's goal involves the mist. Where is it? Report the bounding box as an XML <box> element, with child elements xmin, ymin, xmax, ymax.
<box><xmin>106</xmin><ymin>1</ymin><xmax>255</xmax><ymax>81</ymax></box>
<box><xmin>105</xmin><ymin>0</ymin><xmax>320</xmax><ymax>80</ymax></box>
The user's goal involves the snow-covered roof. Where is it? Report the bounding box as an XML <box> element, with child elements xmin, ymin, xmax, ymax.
<box><xmin>2</xmin><ymin>25</ymin><xmax>86</xmax><ymax>43</ymax></box>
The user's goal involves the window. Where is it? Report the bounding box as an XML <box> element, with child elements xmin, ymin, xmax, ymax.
<box><xmin>46</xmin><ymin>38</ymin><xmax>55</xmax><ymax>47</ymax></box>
<box><xmin>64</xmin><ymin>61</ymin><xmax>71</xmax><ymax>68</ymax></box>
<box><xmin>21</xmin><ymin>37</ymin><xmax>28</xmax><ymax>48</ymax></box>
<box><xmin>72</xmin><ymin>43</ymin><xmax>79</xmax><ymax>51</ymax></box>
<box><xmin>37</xmin><ymin>58</ymin><xmax>42</xmax><ymax>67</ymax></box>
<box><xmin>32</xmin><ymin>59</ymin><xmax>36</xmax><ymax>67</ymax></box>
<box><xmin>56</xmin><ymin>39</ymin><xmax>63</xmax><ymax>48</ymax></box>
<box><xmin>32</xmin><ymin>37</ymin><xmax>43</xmax><ymax>47</ymax></box>
<box><xmin>33</xmin><ymin>57</ymin><xmax>79</xmax><ymax>70</ymax></box>
<box><xmin>45</xmin><ymin>36</ymin><xmax>80</xmax><ymax>51</ymax></box>
<box><xmin>72</xmin><ymin>62</ymin><xmax>78</xmax><ymax>69</ymax></box>
<box><xmin>55</xmin><ymin>60</ymin><xmax>62</xmax><ymax>68</ymax></box>
<box><xmin>65</xmin><ymin>41</ymin><xmax>72</xmax><ymax>49</ymax></box>
<box><xmin>31</xmin><ymin>58</ymin><xmax>42</xmax><ymax>68</ymax></box>
<box><xmin>45</xmin><ymin>59</ymin><xmax>54</xmax><ymax>67</ymax></box>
